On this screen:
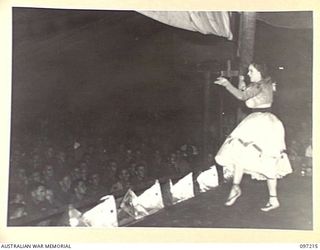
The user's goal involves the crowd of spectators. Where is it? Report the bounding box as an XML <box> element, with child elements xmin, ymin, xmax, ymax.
<box><xmin>285</xmin><ymin>121</ymin><xmax>313</xmax><ymax>177</ymax></box>
<box><xmin>7</xmin><ymin>115</ymin><xmax>312</xmax><ymax>225</ymax></box>
<box><xmin>8</xmin><ymin>129</ymin><xmax>202</xmax><ymax>224</ymax></box>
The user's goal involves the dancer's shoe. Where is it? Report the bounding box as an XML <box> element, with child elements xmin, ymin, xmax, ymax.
<box><xmin>224</xmin><ymin>184</ymin><xmax>241</xmax><ymax>206</ymax></box>
<box><xmin>260</xmin><ymin>196</ymin><xmax>280</xmax><ymax>212</ymax></box>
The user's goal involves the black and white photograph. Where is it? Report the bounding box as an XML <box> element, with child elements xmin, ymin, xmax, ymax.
<box><xmin>2</xmin><ymin>1</ymin><xmax>315</xmax><ymax>240</ymax></box>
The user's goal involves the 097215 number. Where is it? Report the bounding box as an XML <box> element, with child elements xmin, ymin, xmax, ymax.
<box><xmin>300</xmin><ymin>244</ymin><xmax>318</xmax><ymax>248</ymax></box>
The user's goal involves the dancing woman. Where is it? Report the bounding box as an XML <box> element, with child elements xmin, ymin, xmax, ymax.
<box><xmin>214</xmin><ymin>62</ymin><xmax>292</xmax><ymax>212</ymax></box>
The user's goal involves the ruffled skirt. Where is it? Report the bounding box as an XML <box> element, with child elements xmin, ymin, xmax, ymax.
<box><xmin>215</xmin><ymin>112</ymin><xmax>292</xmax><ymax>180</ymax></box>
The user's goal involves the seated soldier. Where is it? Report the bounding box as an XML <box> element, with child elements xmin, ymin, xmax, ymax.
<box><xmin>45</xmin><ymin>188</ymin><xmax>63</xmax><ymax>210</ymax></box>
<box><xmin>9</xmin><ymin>191</ymin><xmax>26</xmax><ymax>206</ymax></box>
<box><xmin>8</xmin><ymin>203</ymin><xmax>27</xmax><ymax>221</ymax></box>
<box><xmin>302</xmin><ymin>137</ymin><xmax>312</xmax><ymax>176</ymax></box>
<box><xmin>127</xmin><ymin>160</ymin><xmax>138</xmax><ymax>179</ymax></box>
<box><xmin>56</xmin><ymin>173</ymin><xmax>73</xmax><ymax>205</ymax></box>
<box><xmin>70</xmin><ymin>167</ymin><xmax>82</xmax><ymax>181</ymax></box>
<box><xmin>166</xmin><ymin>152</ymin><xmax>191</xmax><ymax>177</ymax></box>
<box><xmin>79</xmin><ymin>161</ymin><xmax>89</xmax><ymax>182</ymax></box>
<box><xmin>12</xmin><ymin>168</ymin><xmax>29</xmax><ymax>189</ymax></box>
<box><xmin>130</xmin><ymin>163</ymin><xmax>152</xmax><ymax>186</ymax></box>
<box><xmin>25</xmin><ymin>182</ymin><xmax>53</xmax><ymax>217</ymax></box>
<box><xmin>70</xmin><ymin>179</ymin><xmax>89</xmax><ymax>205</ymax></box>
<box><xmin>44</xmin><ymin>146</ymin><xmax>57</xmax><ymax>166</ymax></box>
<box><xmin>148</xmin><ymin>149</ymin><xmax>165</xmax><ymax>178</ymax></box>
<box><xmin>56</xmin><ymin>151</ymin><xmax>67</xmax><ymax>174</ymax></box>
<box><xmin>28</xmin><ymin>170</ymin><xmax>44</xmax><ymax>186</ymax></box>
<box><xmin>287</xmin><ymin>139</ymin><xmax>301</xmax><ymax>172</ymax></box>
<box><xmin>305</xmin><ymin>137</ymin><xmax>312</xmax><ymax>168</ymax></box>
<box><xmin>42</xmin><ymin>163</ymin><xmax>59</xmax><ymax>192</ymax></box>
<box><xmin>101</xmin><ymin>159</ymin><xmax>118</xmax><ymax>189</ymax></box>
<box><xmin>87</xmin><ymin>172</ymin><xmax>105</xmax><ymax>196</ymax></box>
<box><xmin>110</xmin><ymin>168</ymin><xmax>132</xmax><ymax>193</ymax></box>
<box><xmin>29</xmin><ymin>153</ymin><xmax>42</xmax><ymax>172</ymax></box>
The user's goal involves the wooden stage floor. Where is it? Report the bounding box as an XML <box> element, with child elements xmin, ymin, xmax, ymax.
<box><xmin>130</xmin><ymin>174</ymin><xmax>312</xmax><ymax>230</ymax></box>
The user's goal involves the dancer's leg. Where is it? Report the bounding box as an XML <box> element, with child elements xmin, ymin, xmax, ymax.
<box><xmin>233</xmin><ymin>165</ymin><xmax>244</xmax><ymax>185</ymax></box>
<box><xmin>261</xmin><ymin>178</ymin><xmax>280</xmax><ymax>212</ymax></box>
<box><xmin>224</xmin><ymin>166</ymin><xmax>243</xmax><ymax>206</ymax></box>
<box><xmin>267</xmin><ymin>178</ymin><xmax>277</xmax><ymax>196</ymax></box>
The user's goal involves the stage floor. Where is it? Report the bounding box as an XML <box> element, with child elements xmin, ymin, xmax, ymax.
<box><xmin>130</xmin><ymin>174</ymin><xmax>312</xmax><ymax>230</ymax></box>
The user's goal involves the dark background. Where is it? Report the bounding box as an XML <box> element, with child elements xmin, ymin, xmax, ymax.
<box><xmin>11</xmin><ymin>8</ymin><xmax>313</xmax><ymax>149</ymax></box>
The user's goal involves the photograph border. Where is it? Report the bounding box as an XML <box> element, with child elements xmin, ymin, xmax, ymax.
<box><xmin>0</xmin><ymin>0</ymin><xmax>319</xmax><ymax>243</ymax></box>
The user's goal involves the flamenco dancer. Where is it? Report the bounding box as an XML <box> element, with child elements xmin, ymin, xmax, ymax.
<box><xmin>214</xmin><ymin>62</ymin><xmax>292</xmax><ymax>212</ymax></box>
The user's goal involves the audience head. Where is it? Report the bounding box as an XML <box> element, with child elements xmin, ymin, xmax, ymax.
<box><xmin>43</xmin><ymin>163</ymin><xmax>55</xmax><ymax>177</ymax></box>
<box><xmin>9</xmin><ymin>203</ymin><xmax>27</xmax><ymax>220</ymax></box>
<box><xmin>116</xmin><ymin>168</ymin><xmax>130</xmax><ymax>183</ymax></box>
<box><xmin>108</xmin><ymin>160</ymin><xmax>118</xmax><ymax>173</ymax></box>
<box><xmin>29</xmin><ymin>182</ymin><xmax>47</xmax><ymax>203</ymax></box>
<box><xmin>71</xmin><ymin>167</ymin><xmax>81</xmax><ymax>181</ymax></box>
<box><xmin>135</xmin><ymin>163</ymin><xmax>147</xmax><ymax>179</ymax></box>
<box><xmin>59</xmin><ymin>173</ymin><xmax>72</xmax><ymax>191</ymax></box>
<box><xmin>45</xmin><ymin>188</ymin><xmax>55</xmax><ymax>203</ymax></box>
<box><xmin>71</xmin><ymin>179</ymin><xmax>87</xmax><ymax>197</ymax></box>
<box><xmin>89</xmin><ymin>173</ymin><xmax>100</xmax><ymax>186</ymax></box>
<box><xmin>29</xmin><ymin>170</ymin><xmax>43</xmax><ymax>184</ymax></box>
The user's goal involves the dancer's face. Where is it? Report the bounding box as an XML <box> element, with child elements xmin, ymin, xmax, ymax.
<box><xmin>248</xmin><ymin>64</ymin><xmax>262</xmax><ymax>83</ymax></box>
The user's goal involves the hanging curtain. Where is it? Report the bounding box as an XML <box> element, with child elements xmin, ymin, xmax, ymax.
<box><xmin>256</xmin><ymin>11</ymin><xmax>312</xmax><ymax>29</ymax></box>
<box><xmin>139</xmin><ymin>11</ymin><xmax>233</xmax><ymax>40</ymax></box>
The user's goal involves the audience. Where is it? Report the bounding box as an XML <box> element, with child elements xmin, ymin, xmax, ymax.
<box><xmin>7</xmin><ymin>116</ymin><xmax>311</xmax><ymax>225</ymax></box>
<box><xmin>25</xmin><ymin>182</ymin><xmax>53</xmax><ymax>216</ymax></box>
<box><xmin>110</xmin><ymin>168</ymin><xmax>132</xmax><ymax>193</ymax></box>
<box><xmin>56</xmin><ymin>172</ymin><xmax>73</xmax><ymax>205</ymax></box>
<box><xmin>8</xmin><ymin>203</ymin><xmax>27</xmax><ymax>220</ymax></box>
<box><xmin>130</xmin><ymin>162</ymin><xmax>151</xmax><ymax>186</ymax></box>
<box><xmin>70</xmin><ymin>179</ymin><xmax>89</xmax><ymax>204</ymax></box>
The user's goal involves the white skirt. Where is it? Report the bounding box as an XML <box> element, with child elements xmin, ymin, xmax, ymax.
<box><xmin>215</xmin><ymin>112</ymin><xmax>292</xmax><ymax>180</ymax></box>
